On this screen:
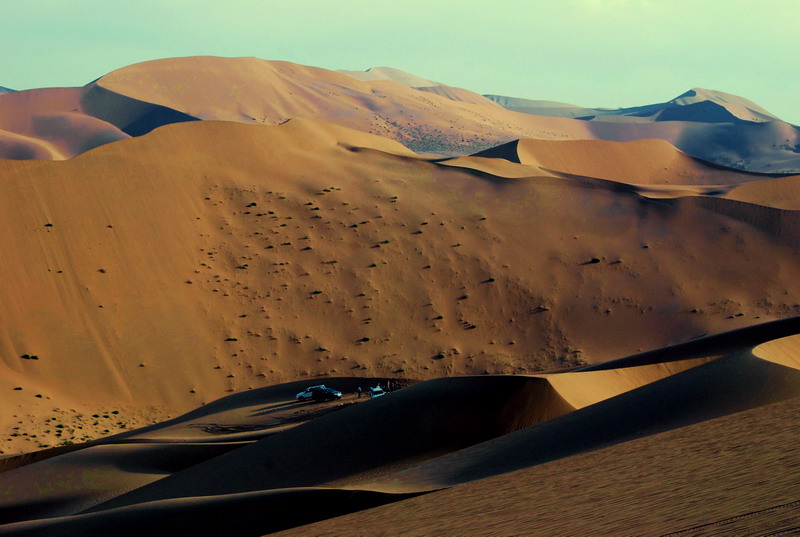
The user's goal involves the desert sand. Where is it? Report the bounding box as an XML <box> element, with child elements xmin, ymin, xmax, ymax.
<box><xmin>3</xmin><ymin>320</ymin><xmax>800</xmax><ymax>535</ymax></box>
<box><xmin>4</xmin><ymin>118</ymin><xmax>800</xmax><ymax>455</ymax></box>
<box><xmin>2</xmin><ymin>56</ymin><xmax>800</xmax><ymax>535</ymax></box>
<box><xmin>3</xmin><ymin>57</ymin><xmax>799</xmax><ymax>172</ymax></box>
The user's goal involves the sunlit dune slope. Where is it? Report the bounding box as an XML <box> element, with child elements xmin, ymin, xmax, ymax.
<box><xmin>3</xmin><ymin>119</ymin><xmax>800</xmax><ymax>457</ymax></box>
<box><xmin>724</xmin><ymin>174</ymin><xmax>800</xmax><ymax>209</ymax></box>
<box><xmin>337</xmin><ymin>66</ymin><xmax>443</xmax><ymax>88</ymax></box>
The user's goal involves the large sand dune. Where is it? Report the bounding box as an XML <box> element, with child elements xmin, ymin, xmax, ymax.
<box><xmin>3</xmin><ymin>118</ymin><xmax>800</xmax><ymax>457</ymax></box>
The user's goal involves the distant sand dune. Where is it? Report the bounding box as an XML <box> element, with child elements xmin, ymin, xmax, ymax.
<box><xmin>3</xmin><ymin>57</ymin><xmax>798</xmax><ymax>172</ymax></box>
<box><xmin>469</xmin><ymin>137</ymin><xmax>776</xmax><ymax>185</ymax></box>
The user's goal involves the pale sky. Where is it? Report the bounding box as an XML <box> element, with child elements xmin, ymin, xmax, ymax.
<box><xmin>3</xmin><ymin>0</ymin><xmax>799</xmax><ymax>124</ymax></box>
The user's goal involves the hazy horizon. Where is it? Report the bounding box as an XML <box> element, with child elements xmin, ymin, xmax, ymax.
<box><xmin>3</xmin><ymin>0</ymin><xmax>799</xmax><ymax>124</ymax></box>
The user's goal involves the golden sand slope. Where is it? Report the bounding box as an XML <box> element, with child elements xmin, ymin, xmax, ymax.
<box><xmin>2</xmin><ymin>319</ymin><xmax>800</xmax><ymax>536</ymax></box>
<box><xmin>724</xmin><ymin>174</ymin><xmax>800</xmax><ymax>209</ymax></box>
<box><xmin>3</xmin><ymin>119</ymin><xmax>800</xmax><ymax>456</ymax></box>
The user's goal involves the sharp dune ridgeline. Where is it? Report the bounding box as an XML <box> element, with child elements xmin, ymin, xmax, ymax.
<box><xmin>2</xmin><ymin>56</ymin><xmax>800</xmax><ymax>536</ymax></box>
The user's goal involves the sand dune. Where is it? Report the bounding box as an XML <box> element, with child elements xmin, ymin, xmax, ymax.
<box><xmin>468</xmin><ymin>137</ymin><xmax>775</xmax><ymax>185</ymax></box>
<box><xmin>83</xmin><ymin>61</ymin><xmax>800</xmax><ymax>173</ymax></box>
<box><xmin>0</xmin><ymin>88</ymin><xmax>128</xmax><ymax>159</ymax></box>
<box><xmin>488</xmin><ymin>87</ymin><xmax>783</xmax><ymax>124</ymax></box>
<box><xmin>273</xmin><ymin>390</ymin><xmax>800</xmax><ymax>537</ymax></box>
<box><xmin>3</xmin><ymin>57</ymin><xmax>798</xmax><ymax>173</ymax></box>
<box><xmin>90</xmin><ymin>56</ymin><xmax>594</xmax><ymax>155</ymax></box>
<box><xmin>3</xmin><ymin>319</ymin><xmax>800</xmax><ymax>535</ymax></box>
<box><xmin>337</xmin><ymin>66</ymin><xmax>442</xmax><ymax>87</ymax></box>
<box><xmin>3</xmin><ymin>118</ymin><xmax>800</xmax><ymax>456</ymax></box>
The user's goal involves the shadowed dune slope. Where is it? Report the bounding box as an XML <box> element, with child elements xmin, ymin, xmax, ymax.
<box><xmin>84</xmin><ymin>376</ymin><xmax>574</xmax><ymax>512</ymax></box>
<box><xmin>273</xmin><ymin>394</ymin><xmax>800</xmax><ymax>537</ymax></box>
<box><xmin>0</xmin><ymin>487</ymin><xmax>414</xmax><ymax>537</ymax></box>
<box><xmin>80</xmin><ymin>84</ymin><xmax>201</xmax><ymax>136</ymax></box>
<box><xmin>0</xmin><ymin>442</ymin><xmax>243</xmax><ymax>524</ymax></box>
<box><xmin>3</xmin><ymin>119</ymin><xmax>800</xmax><ymax>455</ymax></box>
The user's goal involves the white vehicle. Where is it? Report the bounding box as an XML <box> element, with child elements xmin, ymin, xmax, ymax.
<box><xmin>369</xmin><ymin>386</ymin><xmax>386</xmax><ymax>398</ymax></box>
<box><xmin>296</xmin><ymin>385</ymin><xmax>342</xmax><ymax>402</ymax></box>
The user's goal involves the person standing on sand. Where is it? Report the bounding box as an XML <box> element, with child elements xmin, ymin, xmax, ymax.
<box><xmin>357</xmin><ymin>386</ymin><xmax>362</xmax><ymax>399</ymax></box>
